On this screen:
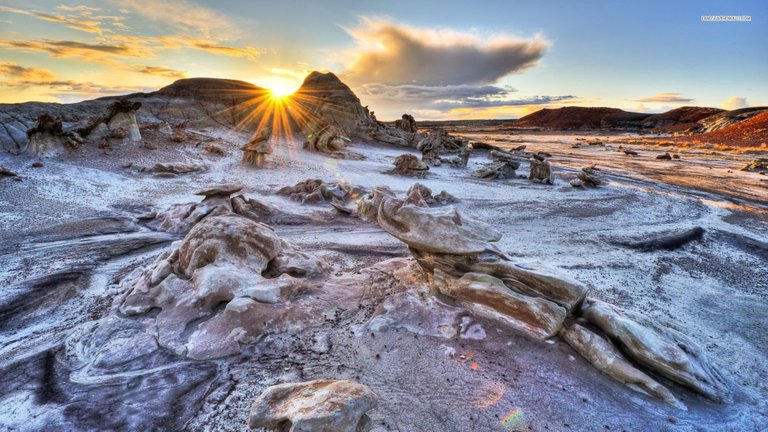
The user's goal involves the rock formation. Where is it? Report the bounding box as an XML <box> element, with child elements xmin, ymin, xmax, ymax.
<box><xmin>119</xmin><ymin>213</ymin><xmax>328</xmax><ymax>360</ymax></box>
<box><xmin>443</xmin><ymin>146</ymin><xmax>470</xmax><ymax>168</ymax></box>
<box><xmin>387</xmin><ymin>154</ymin><xmax>429</xmax><ymax>178</ymax></box>
<box><xmin>25</xmin><ymin>113</ymin><xmax>84</xmax><ymax>156</ymax></box>
<box><xmin>303</xmin><ymin>124</ymin><xmax>356</xmax><ymax>158</ymax></box>
<box><xmin>394</xmin><ymin>113</ymin><xmax>417</xmax><ymax>133</ymax></box>
<box><xmin>248</xmin><ymin>380</ymin><xmax>378</xmax><ymax>432</ymax></box>
<box><xmin>570</xmin><ymin>166</ymin><xmax>603</xmax><ymax>187</ymax></box>
<box><xmin>529</xmin><ymin>155</ymin><xmax>555</xmax><ymax>184</ymax></box>
<box><xmin>277</xmin><ymin>179</ymin><xmax>367</xmax><ymax>205</ymax></box>
<box><xmin>374</xmin><ymin>196</ymin><xmax>726</xmax><ymax>404</ymax></box>
<box><xmin>242</xmin><ymin>127</ymin><xmax>273</xmax><ymax>166</ymax></box>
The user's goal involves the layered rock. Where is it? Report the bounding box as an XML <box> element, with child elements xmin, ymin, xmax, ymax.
<box><xmin>303</xmin><ymin>124</ymin><xmax>357</xmax><ymax>158</ymax></box>
<box><xmin>25</xmin><ymin>113</ymin><xmax>84</xmax><ymax>156</ymax></box>
<box><xmin>242</xmin><ymin>127</ymin><xmax>273</xmax><ymax>166</ymax></box>
<box><xmin>374</xmin><ymin>195</ymin><xmax>726</xmax><ymax>405</ymax></box>
<box><xmin>248</xmin><ymin>380</ymin><xmax>378</xmax><ymax>432</ymax></box>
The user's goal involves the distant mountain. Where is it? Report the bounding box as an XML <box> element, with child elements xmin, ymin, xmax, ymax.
<box><xmin>511</xmin><ymin>106</ymin><xmax>728</xmax><ymax>131</ymax></box>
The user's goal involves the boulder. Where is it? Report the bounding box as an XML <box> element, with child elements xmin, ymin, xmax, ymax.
<box><xmin>472</xmin><ymin>161</ymin><xmax>517</xmax><ymax>179</ymax></box>
<box><xmin>304</xmin><ymin>124</ymin><xmax>354</xmax><ymax>158</ymax></box>
<box><xmin>25</xmin><ymin>113</ymin><xmax>84</xmax><ymax>156</ymax></box>
<box><xmin>248</xmin><ymin>380</ymin><xmax>378</xmax><ymax>432</ymax></box>
<box><xmin>387</xmin><ymin>154</ymin><xmax>429</xmax><ymax>178</ymax></box>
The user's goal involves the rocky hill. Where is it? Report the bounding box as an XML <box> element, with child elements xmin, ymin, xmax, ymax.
<box><xmin>510</xmin><ymin>105</ymin><xmax>763</xmax><ymax>133</ymax></box>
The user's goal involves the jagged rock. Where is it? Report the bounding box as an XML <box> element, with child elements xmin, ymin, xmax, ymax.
<box><xmin>356</xmin><ymin>186</ymin><xmax>396</xmax><ymax>222</ymax></box>
<box><xmin>618</xmin><ymin>146</ymin><xmax>638</xmax><ymax>156</ymax></box>
<box><xmin>394</xmin><ymin>113</ymin><xmax>417</xmax><ymax>133</ymax></box>
<box><xmin>573</xmin><ymin>166</ymin><xmax>602</xmax><ymax>187</ymax></box>
<box><xmin>529</xmin><ymin>158</ymin><xmax>554</xmax><ymax>184</ymax></box>
<box><xmin>242</xmin><ymin>127</ymin><xmax>272</xmax><ymax>166</ymax></box>
<box><xmin>406</xmin><ymin>183</ymin><xmax>458</xmax><ymax>206</ymax></box>
<box><xmin>581</xmin><ymin>298</ymin><xmax>727</xmax><ymax>401</ymax></box>
<box><xmin>472</xmin><ymin>161</ymin><xmax>518</xmax><ymax>179</ymax></box>
<box><xmin>417</xmin><ymin>129</ymin><xmax>450</xmax><ymax>165</ymax></box>
<box><xmin>561</xmin><ymin>323</ymin><xmax>678</xmax><ymax>404</ymax></box>
<box><xmin>443</xmin><ymin>146</ymin><xmax>471</xmax><ymax>168</ymax></box>
<box><xmin>388</xmin><ymin>154</ymin><xmax>429</xmax><ymax>178</ymax></box>
<box><xmin>656</xmin><ymin>152</ymin><xmax>672</xmax><ymax>160</ymax></box>
<box><xmin>232</xmin><ymin>195</ymin><xmax>313</xmax><ymax>226</ymax></box>
<box><xmin>248</xmin><ymin>380</ymin><xmax>378</xmax><ymax>432</ymax></box>
<box><xmin>277</xmin><ymin>179</ymin><xmax>366</xmax><ymax>205</ymax></box>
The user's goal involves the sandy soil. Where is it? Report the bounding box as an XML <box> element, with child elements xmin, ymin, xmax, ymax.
<box><xmin>0</xmin><ymin>129</ymin><xmax>766</xmax><ymax>431</ymax></box>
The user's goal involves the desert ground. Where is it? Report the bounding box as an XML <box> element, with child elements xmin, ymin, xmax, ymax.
<box><xmin>0</xmin><ymin>76</ymin><xmax>768</xmax><ymax>432</ymax></box>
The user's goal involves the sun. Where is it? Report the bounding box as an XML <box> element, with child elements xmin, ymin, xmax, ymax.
<box><xmin>263</xmin><ymin>77</ymin><xmax>300</xmax><ymax>99</ymax></box>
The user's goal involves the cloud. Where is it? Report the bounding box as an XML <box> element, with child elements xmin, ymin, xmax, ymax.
<box><xmin>342</xmin><ymin>18</ymin><xmax>548</xmax><ymax>86</ymax></box>
<box><xmin>430</xmin><ymin>95</ymin><xmax>576</xmax><ymax>110</ymax></box>
<box><xmin>629</xmin><ymin>92</ymin><xmax>693</xmax><ymax>103</ymax></box>
<box><xmin>0</xmin><ymin>62</ymin><xmax>56</xmax><ymax>81</ymax></box>
<box><xmin>357</xmin><ymin>83</ymin><xmax>512</xmax><ymax>101</ymax></box>
<box><xmin>136</xmin><ymin>65</ymin><xmax>188</xmax><ymax>79</ymax></box>
<box><xmin>721</xmin><ymin>96</ymin><xmax>749</xmax><ymax>110</ymax></box>
<box><xmin>0</xmin><ymin>5</ymin><xmax>128</xmax><ymax>34</ymax></box>
<box><xmin>0</xmin><ymin>62</ymin><xmax>151</xmax><ymax>101</ymax></box>
<box><xmin>116</xmin><ymin>0</ymin><xmax>235</xmax><ymax>38</ymax></box>
<box><xmin>0</xmin><ymin>39</ymin><xmax>152</xmax><ymax>62</ymax></box>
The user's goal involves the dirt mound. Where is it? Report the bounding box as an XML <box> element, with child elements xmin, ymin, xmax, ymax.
<box><xmin>514</xmin><ymin>107</ymin><xmax>647</xmax><ymax>130</ymax></box>
<box><xmin>699</xmin><ymin>110</ymin><xmax>768</xmax><ymax>147</ymax></box>
<box><xmin>154</xmin><ymin>77</ymin><xmax>266</xmax><ymax>101</ymax></box>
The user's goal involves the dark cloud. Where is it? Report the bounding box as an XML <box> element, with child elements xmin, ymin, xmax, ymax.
<box><xmin>629</xmin><ymin>92</ymin><xmax>693</xmax><ymax>103</ymax></box>
<box><xmin>430</xmin><ymin>95</ymin><xmax>576</xmax><ymax>110</ymax></box>
<box><xmin>356</xmin><ymin>83</ymin><xmax>513</xmax><ymax>101</ymax></box>
<box><xmin>343</xmin><ymin>18</ymin><xmax>548</xmax><ymax>86</ymax></box>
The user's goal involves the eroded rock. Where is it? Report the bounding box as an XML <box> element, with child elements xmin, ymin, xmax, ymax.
<box><xmin>387</xmin><ymin>154</ymin><xmax>429</xmax><ymax>178</ymax></box>
<box><xmin>529</xmin><ymin>157</ymin><xmax>554</xmax><ymax>184</ymax></box>
<box><xmin>248</xmin><ymin>380</ymin><xmax>378</xmax><ymax>432</ymax></box>
<box><xmin>394</xmin><ymin>113</ymin><xmax>417</xmax><ymax>133</ymax></box>
<box><xmin>243</xmin><ymin>127</ymin><xmax>273</xmax><ymax>166</ymax></box>
<box><xmin>581</xmin><ymin>298</ymin><xmax>727</xmax><ymax>401</ymax></box>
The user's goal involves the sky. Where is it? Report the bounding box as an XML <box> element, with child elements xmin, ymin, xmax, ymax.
<box><xmin>0</xmin><ymin>0</ymin><xmax>766</xmax><ymax>119</ymax></box>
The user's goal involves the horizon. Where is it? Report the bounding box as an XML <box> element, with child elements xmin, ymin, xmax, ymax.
<box><xmin>0</xmin><ymin>1</ymin><xmax>766</xmax><ymax>120</ymax></box>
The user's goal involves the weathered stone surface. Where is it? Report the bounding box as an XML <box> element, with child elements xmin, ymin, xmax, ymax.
<box><xmin>387</xmin><ymin>154</ymin><xmax>429</xmax><ymax>178</ymax></box>
<box><xmin>436</xmin><ymin>270</ymin><xmax>566</xmax><ymax>339</ymax></box>
<box><xmin>277</xmin><ymin>179</ymin><xmax>366</xmax><ymax>205</ymax></box>
<box><xmin>529</xmin><ymin>158</ymin><xmax>554</xmax><ymax>184</ymax></box>
<box><xmin>242</xmin><ymin>127</ymin><xmax>273</xmax><ymax>166</ymax></box>
<box><xmin>139</xmin><ymin>162</ymin><xmax>206</xmax><ymax>175</ymax></box>
<box><xmin>581</xmin><ymin>298</ymin><xmax>727</xmax><ymax>401</ymax></box>
<box><xmin>120</xmin><ymin>214</ymin><xmax>327</xmax><ymax>359</ymax></box>
<box><xmin>304</xmin><ymin>124</ymin><xmax>354</xmax><ymax>158</ymax></box>
<box><xmin>248</xmin><ymin>380</ymin><xmax>378</xmax><ymax>432</ymax></box>
<box><xmin>472</xmin><ymin>161</ymin><xmax>517</xmax><ymax>179</ymax></box>
<box><xmin>443</xmin><ymin>146</ymin><xmax>470</xmax><ymax>168</ymax></box>
<box><xmin>356</xmin><ymin>186</ymin><xmax>396</xmax><ymax>222</ymax></box>
<box><xmin>740</xmin><ymin>158</ymin><xmax>767</xmax><ymax>173</ymax></box>
<box><xmin>377</xmin><ymin>197</ymin><xmax>501</xmax><ymax>255</ymax></box>
<box><xmin>562</xmin><ymin>323</ymin><xmax>678</xmax><ymax>404</ymax></box>
<box><xmin>0</xmin><ymin>166</ymin><xmax>18</xmax><ymax>177</ymax></box>
<box><xmin>406</xmin><ymin>183</ymin><xmax>458</xmax><ymax>206</ymax></box>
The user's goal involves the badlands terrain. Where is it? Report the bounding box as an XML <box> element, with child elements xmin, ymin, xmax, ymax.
<box><xmin>0</xmin><ymin>72</ymin><xmax>767</xmax><ymax>431</ymax></box>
